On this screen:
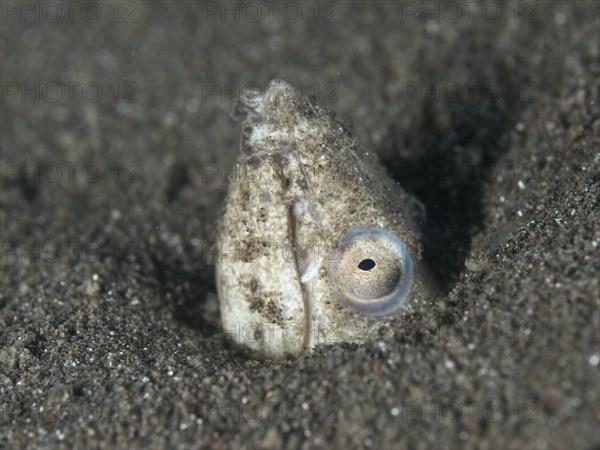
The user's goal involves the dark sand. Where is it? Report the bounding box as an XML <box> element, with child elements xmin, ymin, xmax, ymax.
<box><xmin>1</xmin><ymin>2</ymin><xmax>599</xmax><ymax>449</ymax></box>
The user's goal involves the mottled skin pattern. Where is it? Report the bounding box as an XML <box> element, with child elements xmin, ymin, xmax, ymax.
<box><xmin>217</xmin><ymin>79</ymin><xmax>436</xmax><ymax>360</ymax></box>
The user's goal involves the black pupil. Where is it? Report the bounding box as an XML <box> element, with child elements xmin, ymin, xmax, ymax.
<box><xmin>357</xmin><ymin>259</ymin><xmax>376</xmax><ymax>271</ymax></box>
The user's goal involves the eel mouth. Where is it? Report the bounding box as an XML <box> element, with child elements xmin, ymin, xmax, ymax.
<box><xmin>231</xmin><ymin>78</ymin><xmax>317</xmax><ymax>356</ymax></box>
<box><xmin>290</xmin><ymin>201</ymin><xmax>314</xmax><ymax>356</ymax></box>
<box><xmin>270</xmin><ymin>152</ymin><xmax>313</xmax><ymax>356</ymax></box>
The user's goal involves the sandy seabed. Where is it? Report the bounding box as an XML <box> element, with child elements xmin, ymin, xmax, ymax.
<box><xmin>1</xmin><ymin>2</ymin><xmax>599</xmax><ymax>449</ymax></box>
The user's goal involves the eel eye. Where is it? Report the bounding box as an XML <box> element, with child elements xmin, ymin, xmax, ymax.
<box><xmin>331</xmin><ymin>229</ymin><xmax>414</xmax><ymax>316</ymax></box>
